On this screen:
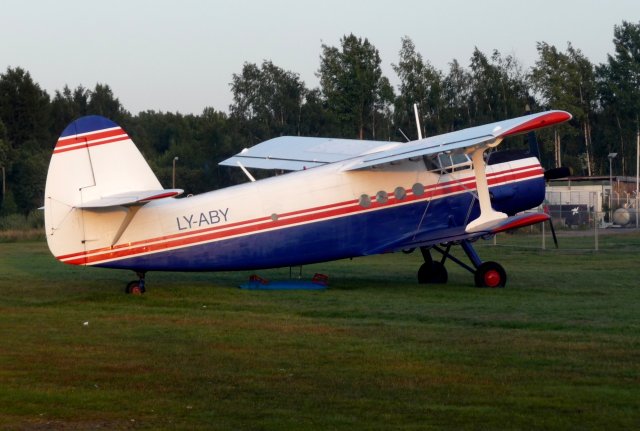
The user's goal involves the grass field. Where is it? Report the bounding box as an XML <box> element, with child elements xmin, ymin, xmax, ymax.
<box><xmin>1</xmin><ymin>232</ymin><xmax>639</xmax><ymax>430</ymax></box>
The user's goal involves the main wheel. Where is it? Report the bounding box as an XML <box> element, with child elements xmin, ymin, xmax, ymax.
<box><xmin>125</xmin><ymin>280</ymin><xmax>146</xmax><ymax>295</ymax></box>
<box><xmin>417</xmin><ymin>261</ymin><xmax>448</xmax><ymax>284</ymax></box>
<box><xmin>474</xmin><ymin>261</ymin><xmax>506</xmax><ymax>288</ymax></box>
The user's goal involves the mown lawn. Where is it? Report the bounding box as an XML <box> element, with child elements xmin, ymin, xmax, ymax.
<box><xmin>0</xmin><ymin>232</ymin><xmax>639</xmax><ymax>430</ymax></box>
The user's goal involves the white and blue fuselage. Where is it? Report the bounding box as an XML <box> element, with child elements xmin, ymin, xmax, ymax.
<box><xmin>44</xmin><ymin>112</ymin><xmax>570</xmax><ymax>284</ymax></box>
<box><xmin>53</xmin><ymin>153</ymin><xmax>545</xmax><ymax>271</ymax></box>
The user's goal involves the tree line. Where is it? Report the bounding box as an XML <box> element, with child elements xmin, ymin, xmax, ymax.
<box><xmin>1</xmin><ymin>21</ymin><xmax>639</xmax><ymax>216</ymax></box>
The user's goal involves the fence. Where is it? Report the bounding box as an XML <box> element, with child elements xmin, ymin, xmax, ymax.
<box><xmin>545</xmin><ymin>190</ymin><xmax>640</xmax><ymax>229</ymax></box>
<box><xmin>489</xmin><ymin>190</ymin><xmax>640</xmax><ymax>252</ymax></box>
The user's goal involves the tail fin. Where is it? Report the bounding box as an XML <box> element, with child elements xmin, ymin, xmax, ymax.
<box><xmin>44</xmin><ymin>115</ymin><xmax>179</xmax><ymax>263</ymax></box>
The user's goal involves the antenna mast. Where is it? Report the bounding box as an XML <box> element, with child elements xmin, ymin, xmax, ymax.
<box><xmin>413</xmin><ymin>104</ymin><xmax>423</xmax><ymax>140</ymax></box>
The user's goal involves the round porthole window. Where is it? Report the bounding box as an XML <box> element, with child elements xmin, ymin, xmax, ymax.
<box><xmin>394</xmin><ymin>186</ymin><xmax>406</xmax><ymax>200</ymax></box>
<box><xmin>412</xmin><ymin>183</ymin><xmax>425</xmax><ymax>196</ymax></box>
<box><xmin>376</xmin><ymin>190</ymin><xmax>388</xmax><ymax>204</ymax></box>
<box><xmin>359</xmin><ymin>194</ymin><xmax>371</xmax><ymax>208</ymax></box>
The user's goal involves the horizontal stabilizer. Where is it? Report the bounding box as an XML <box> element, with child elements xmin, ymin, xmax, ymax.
<box><xmin>78</xmin><ymin>189</ymin><xmax>183</xmax><ymax>209</ymax></box>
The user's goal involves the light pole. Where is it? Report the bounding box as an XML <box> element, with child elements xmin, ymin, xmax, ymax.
<box><xmin>608</xmin><ymin>152</ymin><xmax>617</xmax><ymax>223</ymax></box>
<box><xmin>172</xmin><ymin>156</ymin><xmax>179</xmax><ymax>189</ymax></box>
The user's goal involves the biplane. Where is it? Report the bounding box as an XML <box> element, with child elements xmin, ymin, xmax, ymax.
<box><xmin>44</xmin><ymin>110</ymin><xmax>571</xmax><ymax>293</ymax></box>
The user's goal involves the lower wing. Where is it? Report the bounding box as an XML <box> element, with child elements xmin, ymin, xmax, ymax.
<box><xmin>365</xmin><ymin>213</ymin><xmax>550</xmax><ymax>255</ymax></box>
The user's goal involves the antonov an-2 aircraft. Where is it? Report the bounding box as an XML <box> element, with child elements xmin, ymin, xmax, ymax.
<box><xmin>44</xmin><ymin>110</ymin><xmax>571</xmax><ymax>293</ymax></box>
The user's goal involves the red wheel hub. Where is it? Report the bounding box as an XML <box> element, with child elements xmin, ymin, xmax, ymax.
<box><xmin>484</xmin><ymin>270</ymin><xmax>501</xmax><ymax>287</ymax></box>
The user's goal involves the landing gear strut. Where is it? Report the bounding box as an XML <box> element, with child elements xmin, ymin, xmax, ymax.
<box><xmin>417</xmin><ymin>240</ymin><xmax>506</xmax><ymax>288</ymax></box>
<box><xmin>125</xmin><ymin>271</ymin><xmax>146</xmax><ymax>294</ymax></box>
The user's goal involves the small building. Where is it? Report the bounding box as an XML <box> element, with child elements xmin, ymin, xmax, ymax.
<box><xmin>546</xmin><ymin>176</ymin><xmax>639</xmax><ymax>227</ymax></box>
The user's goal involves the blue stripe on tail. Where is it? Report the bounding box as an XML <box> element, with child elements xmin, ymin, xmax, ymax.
<box><xmin>60</xmin><ymin>115</ymin><xmax>119</xmax><ymax>138</ymax></box>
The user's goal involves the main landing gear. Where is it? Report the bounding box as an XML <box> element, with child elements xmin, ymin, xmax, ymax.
<box><xmin>125</xmin><ymin>271</ymin><xmax>146</xmax><ymax>294</ymax></box>
<box><xmin>417</xmin><ymin>240</ymin><xmax>507</xmax><ymax>288</ymax></box>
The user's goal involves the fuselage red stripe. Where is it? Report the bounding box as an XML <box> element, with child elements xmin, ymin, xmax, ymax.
<box><xmin>57</xmin><ymin>164</ymin><xmax>543</xmax><ymax>265</ymax></box>
<box><xmin>53</xmin><ymin>136</ymin><xmax>130</xmax><ymax>154</ymax></box>
<box><xmin>56</xmin><ymin>128</ymin><xmax>125</xmax><ymax>147</ymax></box>
<box><xmin>54</xmin><ymin>128</ymin><xmax>129</xmax><ymax>154</ymax></box>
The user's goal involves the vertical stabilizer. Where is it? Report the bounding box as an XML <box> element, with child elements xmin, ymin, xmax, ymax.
<box><xmin>44</xmin><ymin>115</ymin><xmax>163</xmax><ymax>261</ymax></box>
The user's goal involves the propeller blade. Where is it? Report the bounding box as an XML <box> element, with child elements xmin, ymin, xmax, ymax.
<box><xmin>548</xmin><ymin>218</ymin><xmax>559</xmax><ymax>249</ymax></box>
<box><xmin>544</xmin><ymin>166</ymin><xmax>571</xmax><ymax>181</ymax></box>
<box><xmin>527</xmin><ymin>131</ymin><xmax>540</xmax><ymax>158</ymax></box>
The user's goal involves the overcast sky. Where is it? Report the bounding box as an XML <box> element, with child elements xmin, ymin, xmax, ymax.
<box><xmin>2</xmin><ymin>0</ymin><xmax>639</xmax><ymax>115</ymax></box>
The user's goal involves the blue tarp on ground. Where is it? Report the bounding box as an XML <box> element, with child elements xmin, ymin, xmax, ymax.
<box><xmin>239</xmin><ymin>280</ymin><xmax>327</xmax><ymax>290</ymax></box>
<box><xmin>240</xmin><ymin>274</ymin><xmax>328</xmax><ymax>290</ymax></box>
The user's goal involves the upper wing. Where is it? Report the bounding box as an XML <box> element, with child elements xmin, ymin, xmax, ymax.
<box><xmin>219</xmin><ymin>111</ymin><xmax>571</xmax><ymax>172</ymax></box>
<box><xmin>219</xmin><ymin>136</ymin><xmax>394</xmax><ymax>171</ymax></box>
<box><xmin>344</xmin><ymin>110</ymin><xmax>571</xmax><ymax>171</ymax></box>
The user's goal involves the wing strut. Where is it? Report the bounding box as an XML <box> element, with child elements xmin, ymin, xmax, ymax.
<box><xmin>465</xmin><ymin>139</ymin><xmax>507</xmax><ymax>232</ymax></box>
<box><xmin>237</xmin><ymin>161</ymin><xmax>256</xmax><ymax>182</ymax></box>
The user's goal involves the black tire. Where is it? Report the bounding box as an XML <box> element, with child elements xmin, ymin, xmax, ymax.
<box><xmin>125</xmin><ymin>280</ymin><xmax>145</xmax><ymax>295</ymax></box>
<box><xmin>417</xmin><ymin>261</ymin><xmax>448</xmax><ymax>284</ymax></box>
<box><xmin>474</xmin><ymin>261</ymin><xmax>506</xmax><ymax>288</ymax></box>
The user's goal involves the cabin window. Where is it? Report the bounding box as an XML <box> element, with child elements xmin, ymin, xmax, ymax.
<box><xmin>376</xmin><ymin>190</ymin><xmax>388</xmax><ymax>204</ymax></box>
<box><xmin>359</xmin><ymin>194</ymin><xmax>371</xmax><ymax>208</ymax></box>
<box><xmin>422</xmin><ymin>156</ymin><xmax>440</xmax><ymax>171</ymax></box>
<box><xmin>394</xmin><ymin>186</ymin><xmax>406</xmax><ymax>200</ymax></box>
<box><xmin>436</xmin><ymin>152</ymin><xmax>472</xmax><ymax>173</ymax></box>
<box><xmin>412</xmin><ymin>183</ymin><xmax>425</xmax><ymax>196</ymax></box>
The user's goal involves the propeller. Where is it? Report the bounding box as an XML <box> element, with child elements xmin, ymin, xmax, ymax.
<box><xmin>548</xmin><ymin>217</ymin><xmax>559</xmax><ymax>248</ymax></box>
<box><xmin>523</xmin><ymin>107</ymin><xmax>560</xmax><ymax>249</ymax></box>
<box><xmin>525</xmin><ymin>106</ymin><xmax>572</xmax><ymax>181</ymax></box>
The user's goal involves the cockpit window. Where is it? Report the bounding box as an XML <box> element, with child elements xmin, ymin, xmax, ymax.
<box><xmin>426</xmin><ymin>152</ymin><xmax>472</xmax><ymax>173</ymax></box>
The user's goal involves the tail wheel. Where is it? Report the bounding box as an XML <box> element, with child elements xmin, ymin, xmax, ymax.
<box><xmin>125</xmin><ymin>281</ymin><xmax>145</xmax><ymax>295</ymax></box>
<box><xmin>474</xmin><ymin>262</ymin><xmax>506</xmax><ymax>288</ymax></box>
<box><xmin>418</xmin><ymin>261</ymin><xmax>448</xmax><ymax>284</ymax></box>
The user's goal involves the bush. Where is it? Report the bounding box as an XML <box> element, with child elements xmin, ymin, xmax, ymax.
<box><xmin>0</xmin><ymin>211</ymin><xmax>45</xmax><ymax>242</ymax></box>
